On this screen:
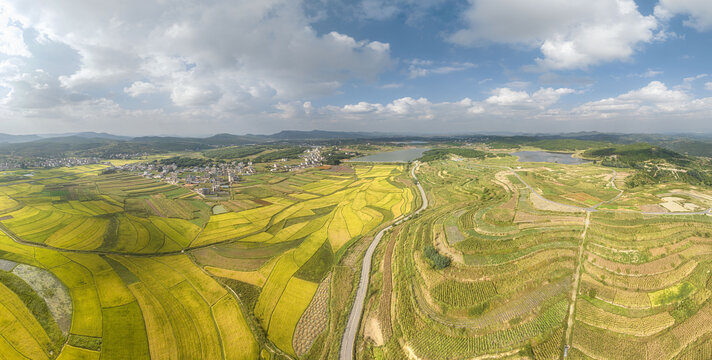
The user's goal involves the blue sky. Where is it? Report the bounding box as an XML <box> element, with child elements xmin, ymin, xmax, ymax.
<box><xmin>1</xmin><ymin>0</ymin><xmax>711</xmax><ymax>135</ymax></box>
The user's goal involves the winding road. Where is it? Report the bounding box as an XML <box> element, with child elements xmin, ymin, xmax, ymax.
<box><xmin>338</xmin><ymin>160</ymin><xmax>711</xmax><ymax>360</ymax></box>
<box><xmin>339</xmin><ymin>162</ymin><xmax>428</xmax><ymax>360</ymax></box>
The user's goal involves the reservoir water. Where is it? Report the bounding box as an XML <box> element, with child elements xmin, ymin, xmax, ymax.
<box><xmin>350</xmin><ymin>148</ymin><xmax>430</xmax><ymax>162</ymax></box>
<box><xmin>511</xmin><ymin>151</ymin><xmax>590</xmax><ymax>165</ymax></box>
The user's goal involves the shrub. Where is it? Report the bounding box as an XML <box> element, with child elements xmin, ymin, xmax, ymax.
<box><xmin>424</xmin><ymin>245</ymin><xmax>451</xmax><ymax>269</ymax></box>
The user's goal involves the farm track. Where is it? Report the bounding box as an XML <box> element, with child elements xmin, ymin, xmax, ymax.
<box><xmin>340</xmin><ymin>162</ymin><xmax>428</xmax><ymax>360</ymax></box>
<box><xmin>562</xmin><ymin>211</ymin><xmax>590</xmax><ymax>359</ymax></box>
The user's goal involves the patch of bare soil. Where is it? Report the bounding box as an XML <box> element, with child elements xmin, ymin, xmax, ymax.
<box><xmin>403</xmin><ymin>344</ymin><xmax>423</xmax><ymax>360</ymax></box>
<box><xmin>435</xmin><ymin>232</ymin><xmax>464</xmax><ymax>264</ymax></box>
<box><xmin>514</xmin><ymin>211</ymin><xmax>584</xmax><ymax>225</ymax></box>
<box><xmin>364</xmin><ymin>316</ymin><xmax>384</xmax><ymax>346</ymax></box>
<box><xmin>640</xmin><ymin>204</ymin><xmax>667</xmax><ymax>213</ymax></box>
<box><xmin>529</xmin><ymin>193</ymin><xmax>583</xmax><ymax>213</ymax></box>
<box><xmin>327</xmin><ymin>165</ymin><xmax>355</xmax><ymax>173</ymax></box>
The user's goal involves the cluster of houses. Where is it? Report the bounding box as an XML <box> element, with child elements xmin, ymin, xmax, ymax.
<box><xmin>114</xmin><ymin>161</ymin><xmax>257</xmax><ymax>196</ymax></box>
<box><xmin>117</xmin><ymin>147</ymin><xmax>325</xmax><ymax>196</ymax></box>
<box><xmin>270</xmin><ymin>147</ymin><xmax>324</xmax><ymax>172</ymax></box>
<box><xmin>103</xmin><ymin>152</ymin><xmax>150</xmax><ymax>159</ymax></box>
<box><xmin>0</xmin><ymin>157</ymin><xmax>103</xmax><ymax>170</ymax></box>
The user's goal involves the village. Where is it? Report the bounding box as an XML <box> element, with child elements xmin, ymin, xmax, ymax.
<box><xmin>0</xmin><ymin>157</ymin><xmax>104</xmax><ymax>171</ymax></box>
<box><xmin>113</xmin><ymin>146</ymin><xmax>324</xmax><ymax>197</ymax></box>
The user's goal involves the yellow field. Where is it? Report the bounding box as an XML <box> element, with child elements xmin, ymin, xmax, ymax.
<box><xmin>0</xmin><ymin>163</ymin><xmax>414</xmax><ymax>359</ymax></box>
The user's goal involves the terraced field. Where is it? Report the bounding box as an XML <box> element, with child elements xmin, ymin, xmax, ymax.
<box><xmin>3</xmin><ymin>150</ymin><xmax>711</xmax><ymax>360</ymax></box>
<box><xmin>360</xmin><ymin>156</ymin><xmax>712</xmax><ymax>360</ymax></box>
<box><xmin>0</xmin><ymin>163</ymin><xmax>415</xmax><ymax>359</ymax></box>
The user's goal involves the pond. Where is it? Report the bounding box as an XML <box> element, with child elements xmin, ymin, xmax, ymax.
<box><xmin>349</xmin><ymin>147</ymin><xmax>430</xmax><ymax>163</ymax></box>
<box><xmin>511</xmin><ymin>151</ymin><xmax>590</xmax><ymax>165</ymax></box>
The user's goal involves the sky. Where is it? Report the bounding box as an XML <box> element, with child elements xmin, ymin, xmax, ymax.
<box><xmin>0</xmin><ymin>0</ymin><xmax>711</xmax><ymax>136</ymax></box>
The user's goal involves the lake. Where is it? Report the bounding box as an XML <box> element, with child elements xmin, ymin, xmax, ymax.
<box><xmin>350</xmin><ymin>148</ymin><xmax>430</xmax><ymax>162</ymax></box>
<box><xmin>511</xmin><ymin>151</ymin><xmax>590</xmax><ymax>165</ymax></box>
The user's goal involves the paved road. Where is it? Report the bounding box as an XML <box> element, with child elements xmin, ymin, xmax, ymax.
<box><xmin>339</xmin><ymin>162</ymin><xmax>428</xmax><ymax>360</ymax></box>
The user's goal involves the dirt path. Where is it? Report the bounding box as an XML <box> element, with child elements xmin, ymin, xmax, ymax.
<box><xmin>562</xmin><ymin>211</ymin><xmax>590</xmax><ymax>359</ymax></box>
<box><xmin>340</xmin><ymin>162</ymin><xmax>428</xmax><ymax>360</ymax></box>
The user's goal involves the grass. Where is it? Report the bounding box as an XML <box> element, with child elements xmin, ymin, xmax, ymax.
<box><xmin>100</xmin><ymin>302</ymin><xmax>149</xmax><ymax>359</ymax></box>
<box><xmin>649</xmin><ymin>282</ymin><xmax>696</xmax><ymax>306</ymax></box>
<box><xmin>68</xmin><ymin>334</ymin><xmax>102</xmax><ymax>351</ymax></box>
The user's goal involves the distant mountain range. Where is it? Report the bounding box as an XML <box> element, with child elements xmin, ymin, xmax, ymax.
<box><xmin>0</xmin><ymin>133</ymin><xmax>43</xmax><ymax>144</ymax></box>
<box><xmin>0</xmin><ymin>132</ymin><xmax>131</xmax><ymax>144</ymax></box>
<box><xmin>0</xmin><ymin>130</ymin><xmax>711</xmax><ymax>158</ymax></box>
<box><xmin>0</xmin><ymin>130</ymin><xmax>391</xmax><ymax>145</ymax></box>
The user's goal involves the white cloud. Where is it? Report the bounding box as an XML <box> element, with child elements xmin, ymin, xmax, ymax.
<box><xmin>574</xmin><ymin>81</ymin><xmax>691</xmax><ymax>114</ymax></box>
<box><xmin>342</xmin><ymin>102</ymin><xmax>383</xmax><ymax>113</ymax></box>
<box><xmin>407</xmin><ymin>60</ymin><xmax>476</xmax><ymax>79</ymax></box>
<box><xmin>450</xmin><ymin>0</ymin><xmax>658</xmax><ymax>69</ymax></box>
<box><xmin>655</xmin><ymin>0</ymin><xmax>712</xmax><ymax>31</ymax></box>
<box><xmin>485</xmin><ymin>88</ymin><xmax>530</xmax><ymax>105</ymax></box>
<box><xmin>386</xmin><ymin>97</ymin><xmax>431</xmax><ymax>115</ymax></box>
<box><xmin>677</xmin><ymin>74</ymin><xmax>708</xmax><ymax>90</ymax></box>
<box><xmin>0</xmin><ymin>5</ymin><xmax>30</xmax><ymax>57</ymax></box>
<box><xmin>631</xmin><ymin>69</ymin><xmax>663</xmax><ymax>78</ymax></box>
<box><xmin>123</xmin><ymin>81</ymin><xmax>158</xmax><ymax>97</ymax></box>
<box><xmin>706</xmin><ymin>82</ymin><xmax>712</xmax><ymax>91</ymax></box>
<box><xmin>486</xmin><ymin>87</ymin><xmax>574</xmax><ymax>108</ymax></box>
<box><xmin>6</xmin><ymin>79</ymin><xmax>712</xmax><ymax>135</ymax></box>
<box><xmin>4</xmin><ymin>0</ymin><xmax>392</xmax><ymax>110</ymax></box>
<box><xmin>277</xmin><ymin>80</ymin><xmax>712</xmax><ymax>134</ymax></box>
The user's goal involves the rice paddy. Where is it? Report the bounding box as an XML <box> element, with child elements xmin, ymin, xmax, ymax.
<box><xmin>0</xmin><ymin>162</ymin><xmax>414</xmax><ymax>359</ymax></box>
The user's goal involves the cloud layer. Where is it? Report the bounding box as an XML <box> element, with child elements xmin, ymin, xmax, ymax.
<box><xmin>450</xmin><ymin>0</ymin><xmax>659</xmax><ymax>69</ymax></box>
<box><xmin>1</xmin><ymin>0</ymin><xmax>391</xmax><ymax>113</ymax></box>
<box><xmin>0</xmin><ymin>0</ymin><xmax>711</xmax><ymax>135</ymax></box>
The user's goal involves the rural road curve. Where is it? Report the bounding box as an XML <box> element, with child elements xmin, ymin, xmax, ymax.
<box><xmin>339</xmin><ymin>162</ymin><xmax>428</xmax><ymax>360</ymax></box>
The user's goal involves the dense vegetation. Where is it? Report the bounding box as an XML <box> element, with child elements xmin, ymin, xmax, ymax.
<box><xmin>583</xmin><ymin>143</ymin><xmax>689</xmax><ymax>166</ymax></box>
<box><xmin>252</xmin><ymin>146</ymin><xmax>306</xmax><ymax>163</ymax></box>
<box><xmin>488</xmin><ymin>138</ymin><xmax>612</xmax><ymax>151</ymax></box>
<box><xmin>322</xmin><ymin>150</ymin><xmax>355</xmax><ymax>165</ymax></box>
<box><xmin>419</xmin><ymin>148</ymin><xmax>487</xmax><ymax>162</ymax></box>
<box><xmin>578</xmin><ymin>143</ymin><xmax>712</xmax><ymax>187</ymax></box>
<box><xmin>423</xmin><ymin>244</ymin><xmax>451</xmax><ymax>269</ymax></box>
<box><xmin>202</xmin><ymin>146</ymin><xmax>267</xmax><ymax>160</ymax></box>
<box><xmin>158</xmin><ymin>156</ymin><xmax>216</xmax><ymax>167</ymax></box>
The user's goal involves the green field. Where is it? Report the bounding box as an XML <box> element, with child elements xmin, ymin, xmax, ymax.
<box><xmin>360</xmin><ymin>154</ymin><xmax>712</xmax><ymax>360</ymax></box>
